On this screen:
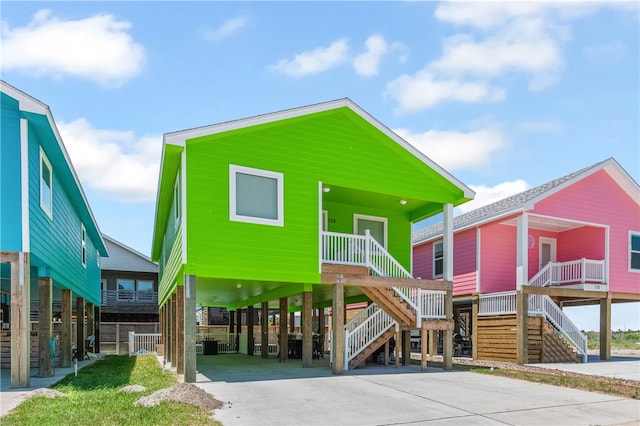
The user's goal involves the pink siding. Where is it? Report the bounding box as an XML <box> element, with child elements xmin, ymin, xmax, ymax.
<box><xmin>534</xmin><ymin>170</ymin><xmax>640</xmax><ymax>293</ymax></box>
<box><xmin>480</xmin><ymin>222</ymin><xmax>517</xmax><ymax>293</ymax></box>
<box><xmin>412</xmin><ymin>228</ymin><xmax>477</xmax><ymax>296</ymax></box>
<box><xmin>557</xmin><ymin>227</ymin><xmax>605</xmax><ymax>262</ymax></box>
<box><xmin>453</xmin><ymin>228</ymin><xmax>477</xmax><ymax>295</ymax></box>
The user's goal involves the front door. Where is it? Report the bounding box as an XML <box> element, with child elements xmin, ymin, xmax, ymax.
<box><xmin>354</xmin><ymin>214</ymin><xmax>387</xmax><ymax>248</ymax></box>
<box><xmin>539</xmin><ymin>237</ymin><xmax>557</xmax><ymax>269</ymax></box>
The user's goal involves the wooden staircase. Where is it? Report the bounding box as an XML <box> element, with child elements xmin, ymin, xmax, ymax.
<box><xmin>348</xmin><ymin>327</ymin><xmax>396</xmax><ymax>370</ymax></box>
<box><xmin>360</xmin><ymin>287</ymin><xmax>415</xmax><ymax>328</ymax></box>
<box><xmin>541</xmin><ymin>321</ymin><xmax>581</xmax><ymax>363</ymax></box>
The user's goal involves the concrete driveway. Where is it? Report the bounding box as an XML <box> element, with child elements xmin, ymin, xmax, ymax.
<box><xmin>193</xmin><ymin>355</ymin><xmax>640</xmax><ymax>426</ymax></box>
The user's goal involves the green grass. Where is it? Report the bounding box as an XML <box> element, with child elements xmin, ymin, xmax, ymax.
<box><xmin>2</xmin><ymin>356</ymin><xmax>219</xmax><ymax>425</ymax></box>
<box><xmin>586</xmin><ymin>330</ymin><xmax>640</xmax><ymax>350</ymax></box>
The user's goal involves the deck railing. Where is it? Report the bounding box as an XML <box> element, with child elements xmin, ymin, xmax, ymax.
<box><xmin>102</xmin><ymin>289</ymin><xmax>158</xmax><ymax>306</ymax></box>
<box><xmin>128</xmin><ymin>331</ymin><xmax>161</xmax><ymax>356</ymax></box>
<box><xmin>478</xmin><ymin>291</ymin><xmax>587</xmax><ymax>362</ymax></box>
<box><xmin>529</xmin><ymin>258</ymin><xmax>605</xmax><ymax>287</ymax></box>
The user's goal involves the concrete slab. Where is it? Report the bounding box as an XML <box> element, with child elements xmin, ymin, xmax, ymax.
<box><xmin>0</xmin><ymin>358</ymin><xmax>97</xmax><ymax>417</ymax></box>
<box><xmin>193</xmin><ymin>354</ymin><xmax>640</xmax><ymax>426</ymax></box>
<box><xmin>528</xmin><ymin>354</ymin><xmax>640</xmax><ymax>381</ymax></box>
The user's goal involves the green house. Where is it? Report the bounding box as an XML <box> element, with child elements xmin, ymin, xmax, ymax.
<box><xmin>151</xmin><ymin>99</ymin><xmax>473</xmax><ymax>379</ymax></box>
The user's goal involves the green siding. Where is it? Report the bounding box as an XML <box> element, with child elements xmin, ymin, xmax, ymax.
<box><xmin>0</xmin><ymin>93</ymin><xmax>22</xmax><ymax>251</ymax></box>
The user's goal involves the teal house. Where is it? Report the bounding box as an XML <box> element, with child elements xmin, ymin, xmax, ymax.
<box><xmin>0</xmin><ymin>81</ymin><xmax>108</xmax><ymax>387</ymax></box>
<box><xmin>151</xmin><ymin>99</ymin><xmax>474</xmax><ymax>380</ymax></box>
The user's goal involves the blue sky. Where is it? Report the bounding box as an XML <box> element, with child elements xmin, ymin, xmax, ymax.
<box><xmin>1</xmin><ymin>1</ymin><xmax>638</xmax><ymax>331</ymax></box>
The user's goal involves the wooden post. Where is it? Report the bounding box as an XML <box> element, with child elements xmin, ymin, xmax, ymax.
<box><xmin>443</xmin><ymin>289</ymin><xmax>453</xmax><ymax>370</ymax></box>
<box><xmin>236</xmin><ymin>308</ymin><xmax>242</xmax><ymax>353</ymax></box>
<box><xmin>471</xmin><ymin>294</ymin><xmax>479</xmax><ymax>360</ymax></box>
<box><xmin>184</xmin><ymin>275</ymin><xmax>197</xmax><ymax>383</ymax></box>
<box><xmin>428</xmin><ymin>330</ymin><xmax>436</xmax><ymax>356</ymax></box>
<box><xmin>94</xmin><ymin>306</ymin><xmax>101</xmax><ymax>353</ymax></box>
<box><xmin>10</xmin><ymin>253</ymin><xmax>30</xmax><ymax>388</ymax></box>
<box><xmin>318</xmin><ymin>307</ymin><xmax>325</xmax><ymax>354</ymax></box>
<box><xmin>516</xmin><ymin>290</ymin><xmax>528</xmax><ymax>364</ymax></box>
<box><xmin>171</xmin><ymin>293</ymin><xmax>177</xmax><ymax>364</ymax></box>
<box><xmin>60</xmin><ymin>289</ymin><xmax>72</xmax><ymax>367</ymax></box>
<box><xmin>600</xmin><ymin>296</ymin><xmax>611</xmax><ymax>361</ymax></box>
<box><xmin>402</xmin><ymin>331</ymin><xmax>411</xmax><ymax>365</ymax></box>
<box><xmin>420</xmin><ymin>327</ymin><xmax>428</xmax><ymax>371</ymax></box>
<box><xmin>86</xmin><ymin>302</ymin><xmax>94</xmax><ymax>353</ymax></box>
<box><xmin>332</xmin><ymin>283</ymin><xmax>344</xmax><ymax>374</ymax></box>
<box><xmin>289</xmin><ymin>311</ymin><xmax>295</xmax><ymax>333</ymax></box>
<box><xmin>261</xmin><ymin>302</ymin><xmax>269</xmax><ymax>359</ymax></box>
<box><xmin>229</xmin><ymin>310</ymin><xmax>235</xmax><ymax>334</ymax></box>
<box><xmin>38</xmin><ymin>277</ymin><xmax>53</xmax><ymax>377</ymax></box>
<box><xmin>247</xmin><ymin>305</ymin><xmax>255</xmax><ymax>356</ymax></box>
<box><xmin>115</xmin><ymin>322</ymin><xmax>120</xmax><ymax>355</ymax></box>
<box><xmin>76</xmin><ymin>297</ymin><xmax>85</xmax><ymax>360</ymax></box>
<box><xmin>384</xmin><ymin>340</ymin><xmax>390</xmax><ymax>366</ymax></box>
<box><xmin>176</xmin><ymin>286</ymin><xmax>185</xmax><ymax>374</ymax></box>
<box><xmin>302</xmin><ymin>291</ymin><xmax>313</xmax><ymax>367</ymax></box>
<box><xmin>279</xmin><ymin>297</ymin><xmax>288</xmax><ymax>362</ymax></box>
<box><xmin>395</xmin><ymin>327</ymin><xmax>400</xmax><ymax>368</ymax></box>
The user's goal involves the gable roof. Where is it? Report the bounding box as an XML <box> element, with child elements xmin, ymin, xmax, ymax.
<box><xmin>413</xmin><ymin>158</ymin><xmax>639</xmax><ymax>244</ymax></box>
<box><xmin>0</xmin><ymin>80</ymin><xmax>108</xmax><ymax>256</ymax></box>
<box><xmin>102</xmin><ymin>235</ymin><xmax>157</xmax><ymax>273</ymax></box>
<box><xmin>152</xmin><ymin>98</ymin><xmax>475</xmax><ymax>259</ymax></box>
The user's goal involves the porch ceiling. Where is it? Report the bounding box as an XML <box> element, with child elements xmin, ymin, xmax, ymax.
<box><xmin>501</xmin><ymin>216</ymin><xmax>588</xmax><ymax>232</ymax></box>
<box><xmin>194</xmin><ymin>276</ymin><xmax>367</xmax><ymax>311</ymax></box>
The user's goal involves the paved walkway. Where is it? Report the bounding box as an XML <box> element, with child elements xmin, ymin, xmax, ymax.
<box><xmin>0</xmin><ymin>358</ymin><xmax>97</xmax><ymax>417</ymax></box>
<box><xmin>193</xmin><ymin>355</ymin><xmax>640</xmax><ymax>426</ymax></box>
<box><xmin>528</xmin><ymin>354</ymin><xmax>640</xmax><ymax>381</ymax></box>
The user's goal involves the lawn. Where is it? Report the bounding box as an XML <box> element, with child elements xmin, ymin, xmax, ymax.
<box><xmin>2</xmin><ymin>356</ymin><xmax>220</xmax><ymax>425</ymax></box>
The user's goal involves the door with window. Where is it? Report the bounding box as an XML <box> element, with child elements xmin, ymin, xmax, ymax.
<box><xmin>354</xmin><ymin>214</ymin><xmax>387</xmax><ymax>248</ymax></box>
<box><xmin>539</xmin><ymin>237</ymin><xmax>557</xmax><ymax>269</ymax></box>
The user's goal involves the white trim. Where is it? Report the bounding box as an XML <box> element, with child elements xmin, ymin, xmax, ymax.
<box><xmin>173</xmin><ymin>170</ymin><xmax>180</xmax><ymax>227</ymax></box>
<box><xmin>96</xmin><ymin>249</ymin><xmax>100</xmax><ymax>267</ymax></box>
<box><xmin>443</xmin><ymin>203</ymin><xmax>454</xmax><ymax>282</ymax></box>
<box><xmin>229</xmin><ymin>164</ymin><xmax>284</xmax><ymax>227</ymax></box>
<box><xmin>538</xmin><ymin>237</ymin><xmax>557</xmax><ymax>268</ymax></box>
<box><xmin>527</xmin><ymin>213</ymin><xmax>609</xmax><ymax>230</ymax></box>
<box><xmin>353</xmin><ymin>213</ymin><xmax>388</xmax><ymax>248</ymax></box>
<box><xmin>432</xmin><ymin>240</ymin><xmax>444</xmax><ymax>279</ymax></box>
<box><xmin>319</xmin><ymin>181</ymin><xmax>324</xmax><ymax>274</ymax></box>
<box><xmin>81</xmin><ymin>223</ymin><xmax>87</xmax><ymax>268</ymax></box>
<box><xmin>181</xmin><ymin>150</ymin><xmax>188</xmax><ymax>264</ymax></box>
<box><xmin>604</xmin><ymin>226</ymin><xmax>610</xmax><ymax>283</ymax></box>
<box><xmin>476</xmin><ymin>227</ymin><xmax>481</xmax><ymax>293</ymax></box>
<box><xmin>516</xmin><ymin>212</ymin><xmax>528</xmax><ymax>290</ymax></box>
<box><xmin>629</xmin><ymin>230</ymin><xmax>640</xmax><ymax>273</ymax></box>
<box><xmin>322</xmin><ymin>210</ymin><xmax>328</xmax><ymax>232</ymax></box>
<box><xmin>39</xmin><ymin>147</ymin><xmax>53</xmax><ymax>220</ymax></box>
<box><xmin>20</xmin><ymin>118</ymin><xmax>29</xmax><ymax>251</ymax></box>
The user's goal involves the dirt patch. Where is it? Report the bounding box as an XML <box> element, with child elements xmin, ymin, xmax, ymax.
<box><xmin>29</xmin><ymin>388</ymin><xmax>67</xmax><ymax>399</ymax></box>
<box><xmin>134</xmin><ymin>383</ymin><xmax>224</xmax><ymax>411</ymax></box>
<box><xmin>120</xmin><ymin>384</ymin><xmax>147</xmax><ymax>393</ymax></box>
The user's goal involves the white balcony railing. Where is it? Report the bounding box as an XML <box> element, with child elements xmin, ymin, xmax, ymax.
<box><xmin>101</xmin><ymin>289</ymin><xmax>158</xmax><ymax>306</ymax></box>
<box><xmin>529</xmin><ymin>258</ymin><xmax>605</xmax><ymax>287</ymax></box>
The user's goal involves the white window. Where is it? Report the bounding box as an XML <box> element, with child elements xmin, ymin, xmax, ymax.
<box><xmin>630</xmin><ymin>231</ymin><xmax>640</xmax><ymax>272</ymax></box>
<box><xmin>229</xmin><ymin>165</ymin><xmax>284</xmax><ymax>226</ymax></box>
<box><xmin>117</xmin><ymin>279</ymin><xmax>135</xmax><ymax>301</ymax></box>
<box><xmin>81</xmin><ymin>224</ymin><xmax>87</xmax><ymax>267</ymax></box>
<box><xmin>39</xmin><ymin>148</ymin><xmax>53</xmax><ymax>219</ymax></box>
<box><xmin>433</xmin><ymin>240</ymin><xmax>443</xmax><ymax>278</ymax></box>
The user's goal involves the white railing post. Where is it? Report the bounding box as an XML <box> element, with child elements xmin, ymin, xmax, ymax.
<box><xmin>364</xmin><ymin>229</ymin><xmax>371</xmax><ymax>268</ymax></box>
<box><xmin>581</xmin><ymin>258</ymin><xmax>586</xmax><ymax>283</ymax></box>
<box><xmin>416</xmin><ymin>289</ymin><xmax>422</xmax><ymax>328</ymax></box>
<box><xmin>128</xmin><ymin>331</ymin><xmax>134</xmax><ymax>356</ymax></box>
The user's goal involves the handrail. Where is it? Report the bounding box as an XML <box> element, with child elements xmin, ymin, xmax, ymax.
<box><xmin>529</xmin><ymin>258</ymin><xmax>605</xmax><ymax>287</ymax></box>
<box><xmin>478</xmin><ymin>290</ymin><xmax>587</xmax><ymax>362</ymax></box>
<box><xmin>344</xmin><ymin>304</ymin><xmax>396</xmax><ymax>370</ymax></box>
<box><xmin>101</xmin><ymin>289</ymin><xmax>158</xmax><ymax>305</ymax></box>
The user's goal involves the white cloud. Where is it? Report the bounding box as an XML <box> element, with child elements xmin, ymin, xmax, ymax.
<box><xmin>458</xmin><ymin>180</ymin><xmax>529</xmax><ymax>214</ymax></box>
<box><xmin>270</xmin><ymin>39</ymin><xmax>349</xmax><ymax>77</ymax></box>
<box><xmin>353</xmin><ymin>34</ymin><xmax>389</xmax><ymax>77</ymax></box>
<box><xmin>386</xmin><ymin>71</ymin><xmax>505</xmax><ymax>112</ymax></box>
<box><xmin>1</xmin><ymin>10</ymin><xmax>145</xmax><ymax>87</ymax></box>
<box><xmin>394</xmin><ymin>126</ymin><xmax>505</xmax><ymax>171</ymax></box>
<box><xmin>203</xmin><ymin>16</ymin><xmax>249</xmax><ymax>41</ymax></box>
<box><xmin>388</xmin><ymin>1</ymin><xmax>629</xmax><ymax>112</ymax></box>
<box><xmin>57</xmin><ymin>118</ymin><xmax>161</xmax><ymax>202</ymax></box>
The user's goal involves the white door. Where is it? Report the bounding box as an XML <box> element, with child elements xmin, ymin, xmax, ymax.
<box><xmin>539</xmin><ymin>237</ymin><xmax>557</xmax><ymax>268</ymax></box>
<box><xmin>354</xmin><ymin>214</ymin><xmax>387</xmax><ymax>248</ymax></box>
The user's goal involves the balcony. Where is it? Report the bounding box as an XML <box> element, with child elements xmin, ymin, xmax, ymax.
<box><xmin>101</xmin><ymin>289</ymin><xmax>158</xmax><ymax>306</ymax></box>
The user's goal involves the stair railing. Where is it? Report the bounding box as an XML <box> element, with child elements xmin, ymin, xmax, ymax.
<box><xmin>529</xmin><ymin>259</ymin><xmax>605</xmax><ymax>287</ymax></box>
<box><xmin>344</xmin><ymin>303</ymin><xmax>396</xmax><ymax>370</ymax></box>
<box><xmin>535</xmin><ymin>295</ymin><xmax>588</xmax><ymax>362</ymax></box>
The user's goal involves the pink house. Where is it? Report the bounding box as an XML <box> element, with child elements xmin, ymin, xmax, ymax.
<box><xmin>413</xmin><ymin>158</ymin><xmax>640</xmax><ymax>364</ymax></box>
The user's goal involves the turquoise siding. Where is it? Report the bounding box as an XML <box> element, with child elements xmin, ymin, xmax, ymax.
<box><xmin>0</xmin><ymin>93</ymin><xmax>22</xmax><ymax>251</ymax></box>
<box><xmin>26</xmin><ymin>118</ymin><xmax>102</xmax><ymax>305</ymax></box>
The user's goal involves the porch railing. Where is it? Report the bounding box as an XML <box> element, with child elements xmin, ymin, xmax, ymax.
<box><xmin>478</xmin><ymin>291</ymin><xmax>587</xmax><ymax>362</ymax></box>
<box><xmin>528</xmin><ymin>258</ymin><xmax>605</xmax><ymax>287</ymax></box>
<box><xmin>128</xmin><ymin>331</ymin><xmax>161</xmax><ymax>356</ymax></box>
<box><xmin>102</xmin><ymin>289</ymin><xmax>158</xmax><ymax>305</ymax></box>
